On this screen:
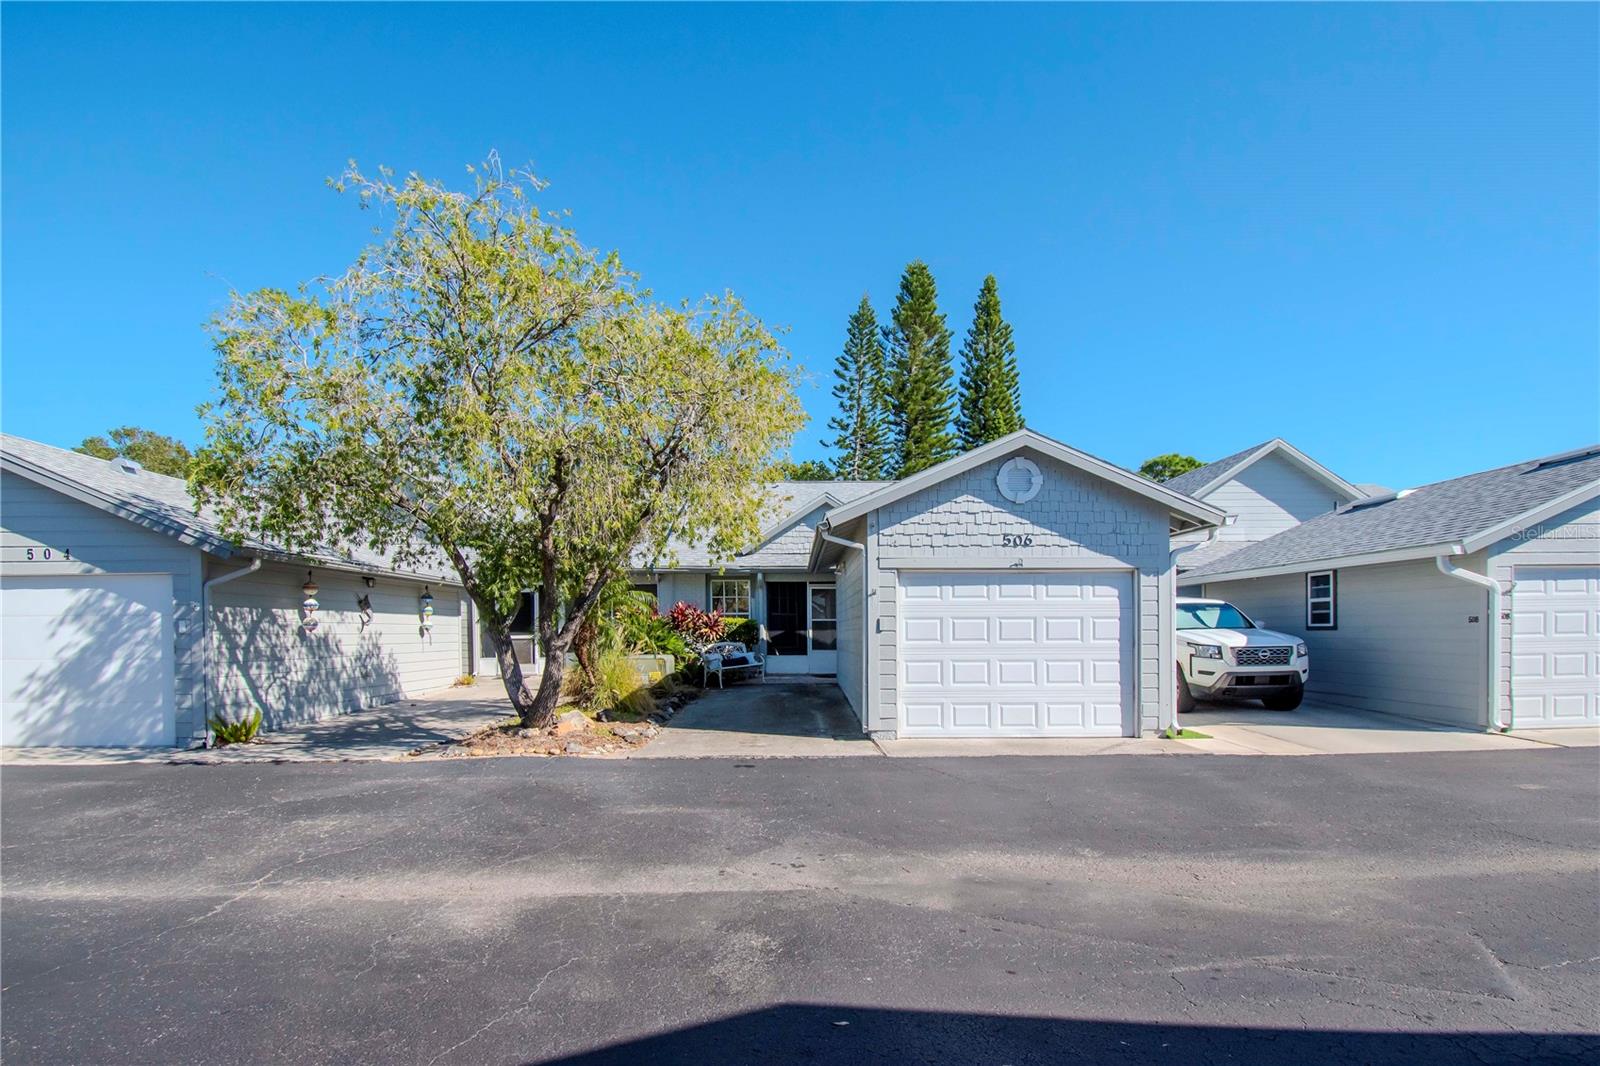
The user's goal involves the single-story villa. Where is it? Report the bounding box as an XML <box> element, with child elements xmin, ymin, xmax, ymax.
<box><xmin>0</xmin><ymin>434</ymin><xmax>492</xmax><ymax>748</ymax></box>
<box><xmin>637</xmin><ymin>429</ymin><xmax>1226</xmax><ymax>739</ymax></box>
<box><xmin>1185</xmin><ymin>445</ymin><xmax>1600</xmax><ymax>731</ymax></box>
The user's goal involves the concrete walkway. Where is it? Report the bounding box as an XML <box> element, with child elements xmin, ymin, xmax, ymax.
<box><xmin>0</xmin><ymin>684</ymin><xmax>515</xmax><ymax>765</ymax></box>
<box><xmin>636</xmin><ymin>677</ymin><xmax>878</xmax><ymax>758</ymax></box>
<box><xmin>1177</xmin><ymin>701</ymin><xmax>1552</xmax><ymax>755</ymax></box>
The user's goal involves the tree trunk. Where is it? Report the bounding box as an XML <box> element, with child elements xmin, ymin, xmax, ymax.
<box><xmin>492</xmin><ymin>632</ymin><xmax>538</xmax><ymax>722</ymax></box>
<box><xmin>523</xmin><ymin>628</ymin><xmax>574</xmax><ymax>729</ymax></box>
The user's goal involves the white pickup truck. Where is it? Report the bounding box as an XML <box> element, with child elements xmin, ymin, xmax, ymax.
<box><xmin>1176</xmin><ymin>597</ymin><xmax>1309</xmax><ymax>713</ymax></box>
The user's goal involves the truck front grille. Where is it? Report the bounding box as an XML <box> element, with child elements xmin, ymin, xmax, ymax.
<box><xmin>1235</xmin><ymin>647</ymin><xmax>1293</xmax><ymax>666</ymax></box>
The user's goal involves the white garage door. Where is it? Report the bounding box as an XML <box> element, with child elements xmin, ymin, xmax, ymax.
<box><xmin>898</xmin><ymin>570</ymin><xmax>1132</xmax><ymax>737</ymax></box>
<box><xmin>1511</xmin><ymin>565</ymin><xmax>1599</xmax><ymax>729</ymax></box>
<box><xmin>1</xmin><ymin>574</ymin><xmax>176</xmax><ymax>747</ymax></box>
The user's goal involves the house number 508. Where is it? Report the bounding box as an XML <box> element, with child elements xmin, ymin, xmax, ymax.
<box><xmin>1001</xmin><ymin>534</ymin><xmax>1034</xmax><ymax>548</ymax></box>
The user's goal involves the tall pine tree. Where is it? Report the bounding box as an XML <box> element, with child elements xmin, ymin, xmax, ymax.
<box><xmin>824</xmin><ymin>295</ymin><xmax>890</xmax><ymax>479</ymax></box>
<box><xmin>883</xmin><ymin>261</ymin><xmax>956</xmax><ymax>477</ymax></box>
<box><xmin>954</xmin><ymin>275</ymin><xmax>1023</xmax><ymax>449</ymax></box>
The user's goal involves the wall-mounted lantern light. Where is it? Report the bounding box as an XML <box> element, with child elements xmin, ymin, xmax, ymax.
<box><xmin>363</xmin><ymin>576</ymin><xmax>377</xmax><ymax>589</ymax></box>
<box><xmin>300</xmin><ymin>571</ymin><xmax>321</xmax><ymax>632</ymax></box>
<box><xmin>419</xmin><ymin>586</ymin><xmax>435</xmax><ymax>631</ymax></box>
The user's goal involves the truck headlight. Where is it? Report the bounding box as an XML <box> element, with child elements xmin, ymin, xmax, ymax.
<box><xmin>1296</xmin><ymin>642</ymin><xmax>1308</xmax><ymax>658</ymax></box>
<box><xmin>1189</xmin><ymin>644</ymin><xmax>1222</xmax><ymax>660</ymax></box>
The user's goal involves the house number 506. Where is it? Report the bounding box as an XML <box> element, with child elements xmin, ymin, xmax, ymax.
<box><xmin>1000</xmin><ymin>534</ymin><xmax>1034</xmax><ymax>548</ymax></box>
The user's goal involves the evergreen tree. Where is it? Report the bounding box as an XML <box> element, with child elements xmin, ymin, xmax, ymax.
<box><xmin>954</xmin><ymin>275</ymin><xmax>1023</xmax><ymax>449</ymax></box>
<box><xmin>882</xmin><ymin>261</ymin><xmax>955</xmax><ymax>476</ymax></box>
<box><xmin>823</xmin><ymin>296</ymin><xmax>890</xmax><ymax>479</ymax></box>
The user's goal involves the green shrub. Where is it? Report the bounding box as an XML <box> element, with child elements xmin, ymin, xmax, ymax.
<box><xmin>722</xmin><ymin>616</ymin><xmax>759</xmax><ymax>649</ymax></box>
<box><xmin>592</xmin><ymin>649</ymin><xmax>658</xmax><ymax>720</ymax></box>
<box><xmin>209</xmin><ymin>709</ymin><xmax>262</xmax><ymax>746</ymax></box>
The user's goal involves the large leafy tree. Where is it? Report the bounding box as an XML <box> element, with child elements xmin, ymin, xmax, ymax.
<box><xmin>823</xmin><ymin>295</ymin><xmax>889</xmax><ymax>479</ymax></box>
<box><xmin>192</xmin><ymin>158</ymin><xmax>804</xmax><ymax>728</ymax></box>
<box><xmin>954</xmin><ymin>275</ymin><xmax>1023</xmax><ymax>449</ymax></box>
<box><xmin>883</xmin><ymin>261</ymin><xmax>955</xmax><ymax>477</ymax></box>
<box><xmin>1140</xmin><ymin>453</ymin><xmax>1205</xmax><ymax>482</ymax></box>
<box><xmin>76</xmin><ymin>426</ymin><xmax>193</xmax><ymax>478</ymax></box>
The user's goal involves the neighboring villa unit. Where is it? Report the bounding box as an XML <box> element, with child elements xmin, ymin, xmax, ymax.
<box><xmin>1186</xmin><ymin>445</ymin><xmax>1600</xmax><ymax>732</ymax></box>
<box><xmin>0</xmin><ymin>434</ymin><xmax>473</xmax><ymax>748</ymax></box>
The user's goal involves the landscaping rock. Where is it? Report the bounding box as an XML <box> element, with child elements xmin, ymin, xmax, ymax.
<box><xmin>553</xmin><ymin>710</ymin><xmax>590</xmax><ymax>737</ymax></box>
<box><xmin>564</xmin><ymin>740</ymin><xmax>584</xmax><ymax>754</ymax></box>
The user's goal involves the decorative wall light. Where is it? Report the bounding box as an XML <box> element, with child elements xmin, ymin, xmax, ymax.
<box><xmin>300</xmin><ymin>571</ymin><xmax>321</xmax><ymax>632</ymax></box>
<box><xmin>363</xmin><ymin>576</ymin><xmax>377</xmax><ymax>589</ymax></box>
<box><xmin>356</xmin><ymin>594</ymin><xmax>374</xmax><ymax>629</ymax></box>
<box><xmin>419</xmin><ymin>586</ymin><xmax>435</xmax><ymax>631</ymax></box>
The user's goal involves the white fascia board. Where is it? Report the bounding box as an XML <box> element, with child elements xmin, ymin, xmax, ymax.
<box><xmin>1461</xmin><ymin>479</ymin><xmax>1600</xmax><ymax>555</ymax></box>
<box><xmin>821</xmin><ymin>429</ymin><xmax>1227</xmax><ymax>530</ymax></box>
<box><xmin>1193</xmin><ymin>541</ymin><xmax>1464</xmax><ymax>584</ymax></box>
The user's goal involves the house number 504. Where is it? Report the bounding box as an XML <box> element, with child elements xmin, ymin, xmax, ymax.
<box><xmin>24</xmin><ymin>547</ymin><xmax>70</xmax><ymax>560</ymax></box>
<box><xmin>1000</xmin><ymin>534</ymin><xmax>1034</xmax><ymax>548</ymax></box>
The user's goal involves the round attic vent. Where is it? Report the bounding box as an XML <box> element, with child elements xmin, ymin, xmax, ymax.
<box><xmin>997</xmin><ymin>457</ymin><xmax>1042</xmax><ymax>504</ymax></box>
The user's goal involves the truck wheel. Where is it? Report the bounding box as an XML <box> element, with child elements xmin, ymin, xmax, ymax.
<box><xmin>1262</xmin><ymin>681</ymin><xmax>1304</xmax><ymax>711</ymax></box>
<box><xmin>1176</xmin><ymin>665</ymin><xmax>1196</xmax><ymax>715</ymax></box>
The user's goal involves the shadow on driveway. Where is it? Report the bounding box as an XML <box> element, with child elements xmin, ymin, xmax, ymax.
<box><xmin>540</xmin><ymin>1003</ymin><xmax>1599</xmax><ymax>1065</ymax></box>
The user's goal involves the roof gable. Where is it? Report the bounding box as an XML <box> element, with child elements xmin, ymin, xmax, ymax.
<box><xmin>1164</xmin><ymin>438</ymin><xmax>1362</xmax><ymax>502</ymax></box>
<box><xmin>819</xmin><ymin>429</ymin><xmax>1226</xmax><ymax>533</ymax></box>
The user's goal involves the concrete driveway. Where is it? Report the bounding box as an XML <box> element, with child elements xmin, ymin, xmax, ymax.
<box><xmin>638</xmin><ymin>677</ymin><xmax>876</xmax><ymax>758</ymax></box>
<box><xmin>3</xmin><ymin>750</ymin><xmax>1596</xmax><ymax>1064</ymax></box>
<box><xmin>1180</xmin><ymin>700</ymin><xmax>1555</xmax><ymax>755</ymax></box>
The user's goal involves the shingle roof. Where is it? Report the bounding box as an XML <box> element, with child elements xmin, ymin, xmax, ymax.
<box><xmin>1174</xmin><ymin>538</ymin><xmax>1256</xmax><ymax>573</ymax></box>
<box><xmin>635</xmin><ymin>480</ymin><xmax>890</xmax><ymax>570</ymax></box>
<box><xmin>0</xmin><ymin>433</ymin><xmax>458</xmax><ymax>583</ymax></box>
<box><xmin>1161</xmin><ymin>441</ymin><xmax>1274</xmax><ymax>497</ymax></box>
<box><xmin>1186</xmin><ymin>446</ymin><xmax>1600</xmax><ymax>579</ymax></box>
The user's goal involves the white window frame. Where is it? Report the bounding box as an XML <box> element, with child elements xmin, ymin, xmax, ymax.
<box><xmin>709</xmin><ymin>578</ymin><xmax>752</xmax><ymax>617</ymax></box>
<box><xmin>1306</xmin><ymin>570</ymin><xmax>1337</xmax><ymax>630</ymax></box>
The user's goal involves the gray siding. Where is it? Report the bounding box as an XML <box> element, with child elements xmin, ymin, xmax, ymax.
<box><xmin>209</xmin><ymin>561</ymin><xmax>463</xmax><ymax>729</ymax></box>
<box><xmin>1204</xmin><ymin>452</ymin><xmax>1347</xmax><ymax>542</ymax></box>
<box><xmin>835</xmin><ymin>547</ymin><xmax>865</xmax><ymax>719</ymax></box>
<box><xmin>1487</xmin><ymin>494</ymin><xmax>1600</xmax><ymax>726</ymax></box>
<box><xmin>653</xmin><ymin>572</ymin><xmax>704</xmax><ymax>612</ymax></box>
<box><xmin>865</xmin><ymin>451</ymin><xmax>1174</xmax><ymax>737</ymax></box>
<box><xmin>1204</xmin><ymin>557</ymin><xmax>1488</xmax><ymax>727</ymax></box>
<box><xmin>1</xmin><ymin>470</ymin><xmax>209</xmax><ymax>742</ymax></box>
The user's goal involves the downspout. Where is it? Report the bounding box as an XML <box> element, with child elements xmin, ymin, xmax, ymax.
<box><xmin>200</xmin><ymin>558</ymin><xmax>262</xmax><ymax>747</ymax></box>
<box><xmin>817</xmin><ymin>523</ymin><xmax>868</xmax><ymax>729</ymax></box>
<box><xmin>1436</xmin><ymin>553</ymin><xmax>1507</xmax><ymax>732</ymax></box>
<box><xmin>1167</xmin><ymin>522</ymin><xmax>1226</xmax><ymax>733</ymax></box>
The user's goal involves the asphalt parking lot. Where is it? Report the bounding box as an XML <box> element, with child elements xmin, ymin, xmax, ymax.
<box><xmin>3</xmin><ymin>747</ymin><xmax>1597</xmax><ymax>1064</ymax></box>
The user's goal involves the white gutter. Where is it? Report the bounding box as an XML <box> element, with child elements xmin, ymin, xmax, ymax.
<box><xmin>1435</xmin><ymin>554</ymin><xmax>1507</xmax><ymax>732</ymax></box>
<box><xmin>200</xmin><ymin>558</ymin><xmax>262</xmax><ymax>747</ymax></box>
<box><xmin>817</xmin><ymin>523</ymin><xmax>868</xmax><ymax>728</ymax></box>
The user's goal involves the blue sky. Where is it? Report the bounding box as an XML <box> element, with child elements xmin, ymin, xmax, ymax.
<box><xmin>3</xmin><ymin>4</ymin><xmax>1595</xmax><ymax>489</ymax></box>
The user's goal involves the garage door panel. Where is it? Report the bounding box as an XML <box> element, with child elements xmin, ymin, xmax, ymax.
<box><xmin>898</xmin><ymin>571</ymin><xmax>1132</xmax><ymax>737</ymax></box>
<box><xmin>998</xmin><ymin>703</ymin><xmax>1037</xmax><ymax>728</ymax></box>
<box><xmin>949</xmin><ymin>660</ymin><xmax>990</xmax><ymax>686</ymax></box>
<box><xmin>1043</xmin><ymin>617</ymin><xmax>1082</xmax><ymax>643</ymax></box>
<box><xmin>1510</xmin><ymin>565</ymin><xmax>1599</xmax><ymax>728</ymax></box>
<box><xmin>1</xmin><ymin>574</ymin><xmax>175</xmax><ymax>747</ymax></box>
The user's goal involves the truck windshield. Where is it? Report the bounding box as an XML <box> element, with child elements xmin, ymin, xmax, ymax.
<box><xmin>1177</xmin><ymin>603</ymin><xmax>1256</xmax><ymax>630</ymax></box>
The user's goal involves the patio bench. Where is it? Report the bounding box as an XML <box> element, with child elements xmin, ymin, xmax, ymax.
<box><xmin>702</xmin><ymin>641</ymin><xmax>767</xmax><ymax>688</ymax></box>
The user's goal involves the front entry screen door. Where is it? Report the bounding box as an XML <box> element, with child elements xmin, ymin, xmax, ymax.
<box><xmin>767</xmin><ymin>581</ymin><xmax>807</xmax><ymax>656</ymax></box>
